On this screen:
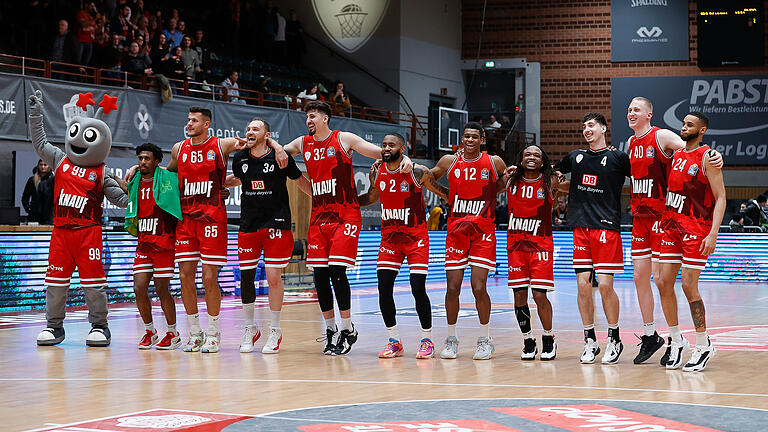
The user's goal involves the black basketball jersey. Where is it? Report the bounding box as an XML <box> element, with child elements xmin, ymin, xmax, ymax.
<box><xmin>232</xmin><ymin>148</ymin><xmax>302</xmax><ymax>232</ymax></box>
<box><xmin>557</xmin><ymin>147</ymin><xmax>631</xmax><ymax>231</ymax></box>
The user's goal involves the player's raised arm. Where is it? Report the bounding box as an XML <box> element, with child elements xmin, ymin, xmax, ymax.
<box><xmin>657</xmin><ymin>128</ymin><xmax>723</xmax><ymax>167</ymax></box>
<box><xmin>340</xmin><ymin>131</ymin><xmax>414</xmax><ymax>173</ymax></box>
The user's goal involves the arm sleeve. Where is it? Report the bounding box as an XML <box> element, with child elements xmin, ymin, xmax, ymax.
<box><xmin>622</xmin><ymin>152</ymin><xmax>631</xmax><ymax>177</ymax></box>
<box><xmin>556</xmin><ymin>153</ymin><xmax>572</xmax><ymax>174</ymax></box>
<box><xmin>284</xmin><ymin>155</ymin><xmax>302</xmax><ymax>180</ymax></box>
<box><xmin>103</xmin><ymin>168</ymin><xmax>129</xmax><ymax>208</ymax></box>
<box><xmin>28</xmin><ymin>115</ymin><xmax>65</xmax><ymax>169</ymax></box>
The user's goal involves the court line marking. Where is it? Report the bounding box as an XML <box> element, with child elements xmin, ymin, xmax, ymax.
<box><xmin>3</xmin><ymin>377</ymin><xmax>767</xmax><ymax>399</ymax></box>
<box><xmin>252</xmin><ymin>396</ymin><xmax>768</xmax><ymax>425</ymax></box>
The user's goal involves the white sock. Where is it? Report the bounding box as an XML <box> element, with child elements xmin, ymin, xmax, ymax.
<box><xmin>325</xmin><ymin>317</ymin><xmax>337</xmax><ymax>331</ymax></box>
<box><xmin>522</xmin><ymin>331</ymin><xmax>532</xmax><ymax>339</ymax></box>
<box><xmin>543</xmin><ymin>329</ymin><xmax>553</xmax><ymax>336</ymax></box>
<box><xmin>695</xmin><ymin>331</ymin><xmax>708</xmax><ymax>347</ymax></box>
<box><xmin>387</xmin><ymin>325</ymin><xmax>400</xmax><ymax>341</ymax></box>
<box><xmin>167</xmin><ymin>323</ymin><xmax>177</xmax><ymax>334</ymax></box>
<box><xmin>447</xmin><ymin>323</ymin><xmax>457</xmax><ymax>338</ymax></box>
<box><xmin>270</xmin><ymin>310</ymin><xmax>281</xmax><ymax>329</ymax></box>
<box><xmin>243</xmin><ymin>302</ymin><xmax>255</xmax><ymax>327</ymax></box>
<box><xmin>187</xmin><ymin>313</ymin><xmax>201</xmax><ymax>334</ymax></box>
<box><xmin>207</xmin><ymin>314</ymin><xmax>220</xmax><ymax>335</ymax></box>
<box><xmin>669</xmin><ymin>325</ymin><xmax>683</xmax><ymax>342</ymax></box>
<box><xmin>341</xmin><ymin>317</ymin><xmax>353</xmax><ymax>331</ymax></box>
<box><xmin>421</xmin><ymin>327</ymin><xmax>432</xmax><ymax>340</ymax></box>
<box><xmin>643</xmin><ymin>321</ymin><xmax>655</xmax><ymax>337</ymax></box>
<box><xmin>480</xmin><ymin>323</ymin><xmax>490</xmax><ymax>338</ymax></box>
<box><xmin>144</xmin><ymin>321</ymin><xmax>155</xmax><ymax>333</ymax></box>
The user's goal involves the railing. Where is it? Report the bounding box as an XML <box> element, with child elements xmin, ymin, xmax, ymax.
<box><xmin>0</xmin><ymin>53</ymin><xmax>429</xmax><ymax>156</ymax></box>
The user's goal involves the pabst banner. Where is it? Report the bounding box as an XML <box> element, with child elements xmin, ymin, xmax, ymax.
<box><xmin>611</xmin><ymin>75</ymin><xmax>768</xmax><ymax>165</ymax></box>
<box><xmin>611</xmin><ymin>0</ymin><xmax>689</xmax><ymax>62</ymax></box>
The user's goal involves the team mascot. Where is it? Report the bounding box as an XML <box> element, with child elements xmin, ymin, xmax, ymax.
<box><xmin>28</xmin><ymin>89</ymin><xmax>128</xmax><ymax>347</ymax></box>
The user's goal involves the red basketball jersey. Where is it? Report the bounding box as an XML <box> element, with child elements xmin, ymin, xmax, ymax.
<box><xmin>137</xmin><ymin>178</ymin><xmax>178</xmax><ymax>251</ymax></box>
<box><xmin>302</xmin><ymin>130</ymin><xmax>360</xmax><ymax>224</ymax></box>
<box><xmin>629</xmin><ymin>127</ymin><xmax>672</xmax><ymax>218</ymax></box>
<box><xmin>506</xmin><ymin>175</ymin><xmax>554</xmax><ymax>252</ymax></box>
<box><xmin>662</xmin><ymin>145</ymin><xmax>716</xmax><ymax>235</ymax></box>
<box><xmin>53</xmin><ymin>157</ymin><xmax>104</xmax><ymax>229</ymax></box>
<box><xmin>447</xmin><ymin>152</ymin><xmax>498</xmax><ymax>229</ymax></box>
<box><xmin>177</xmin><ymin>136</ymin><xmax>227</xmax><ymax>222</ymax></box>
<box><xmin>375</xmin><ymin>165</ymin><xmax>427</xmax><ymax>239</ymax></box>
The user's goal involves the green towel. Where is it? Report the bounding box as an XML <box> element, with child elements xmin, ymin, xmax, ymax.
<box><xmin>124</xmin><ymin>167</ymin><xmax>182</xmax><ymax>237</ymax></box>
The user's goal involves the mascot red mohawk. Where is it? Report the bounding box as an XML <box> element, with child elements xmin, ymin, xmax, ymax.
<box><xmin>28</xmin><ymin>90</ymin><xmax>128</xmax><ymax>347</ymax></box>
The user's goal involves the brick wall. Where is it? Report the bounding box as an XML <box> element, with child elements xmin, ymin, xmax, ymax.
<box><xmin>461</xmin><ymin>0</ymin><xmax>768</xmax><ymax>163</ymax></box>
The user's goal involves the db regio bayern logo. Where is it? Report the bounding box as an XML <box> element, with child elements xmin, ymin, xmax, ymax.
<box><xmin>133</xmin><ymin>104</ymin><xmax>153</xmax><ymax>139</ymax></box>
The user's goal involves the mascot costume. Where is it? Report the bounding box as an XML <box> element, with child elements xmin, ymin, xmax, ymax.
<box><xmin>28</xmin><ymin>89</ymin><xmax>128</xmax><ymax>347</ymax></box>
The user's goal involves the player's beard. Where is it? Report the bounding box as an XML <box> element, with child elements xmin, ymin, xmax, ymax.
<box><xmin>382</xmin><ymin>149</ymin><xmax>400</xmax><ymax>162</ymax></box>
<box><xmin>681</xmin><ymin>130</ymin><xmax>700</xmax><ymax>141</ymax></box>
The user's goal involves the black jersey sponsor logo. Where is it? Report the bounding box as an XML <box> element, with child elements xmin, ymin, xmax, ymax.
<box><xmin>666</xmin><ymin>191</ymin><xmax>687</xmax><ymax>213</ymax></box>
<box><xmin>381</xmin><ymin>207</ymin><xmax>411</xmax><ymax>224</ymax></box>
<box><xmin>251</xmin><ymin>180</ymin><xmax>265</xmax><ymax>190</ymax></box>
<box><xmin>508</xmin><ymin>216</ymin><xmax>543</xmax><ymax>236</ymax></box>
<box><xmin>58</xmin><ymin>192</ymin><xmax>88</xmax><ymax>213</ymax></box>
<box><xmin>137</xmin><ymin>217</ymin><xmax>159</xmax><ymax>235</ymax></box>
<box><xmin>183</xmin><ymin>179</ymin><xmax>214</xmax><ymax>198</ymax></box>
<box><xmin>452</xmin><ymin>199</ymin><xmax>484</xmax><ymax>216</ymax></box>
<box><xmin>632</xmin><ymin>177</ymin><xmax>654</xmax><ymax>197</ymax></box>
<box><xmin>582</xmin><ymin>174</ymin><xmax>598</xmax><ymax>186</ymax></box>
<box><xmin>312</xmin><ymin>179</ymin><xmax>338</xmax><ymax>197</ymax></box>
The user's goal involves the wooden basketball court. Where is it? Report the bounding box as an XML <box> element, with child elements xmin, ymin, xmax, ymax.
<box><xmin>2</xmin><ymin>278</ymin><xmax>767</xmax><ymax>431</ymax></box>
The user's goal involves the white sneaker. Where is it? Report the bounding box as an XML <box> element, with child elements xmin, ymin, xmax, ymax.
<box><xmin>580</xmin><ymin>338</ymin><xmax>600</xmax><ymax>364</ymax></box>
<box><xmin>683</xmin><ymin>337</ymin><xmax>716</xmax><ymax>372</ymax></box>
<box><xmin>473</xmin><ymin>336</ymin><xmax>495</xmax><ymax>360</ymax></box>
<box><xmin>183</xmin><ymin>331</ymin><xmax>204</xmax><ymax>352</ymax></box>
<box><xmin>240</xmin><ymin>326</ymin><xmax>261</xmax><ymax>353</ymax></box>
<box><xmin>521</xmin><ymin>337</ymin><xmax>537</xmax><ymax>360</ymax></box>
<box><xmin>440</xmin><ymin>336</ymin><xmax>459</xmax><ymax>359</ymax></box>
<box><xmin>262</xmin><ymin>327</ymin><xmax>282</xmax><ymax>354</ymax></box>
<box><xmin>201</xmin><ymin>331</ymin><xmax>221</xmax><ymax>353</ymax></box>
<box><xmin>666</xmin><ymin>336</ymin><xmax>690</xmax><ymax>370</ymax></box>
<box><xmin>601</xmin><ymin>339</ymin><xmax>624</xmax><ymax>364</ymax></box>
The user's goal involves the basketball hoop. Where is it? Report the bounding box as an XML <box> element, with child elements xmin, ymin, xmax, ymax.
<box><xmin>335</xmin><ymin>4</ymin><xmax>368</xmax><ymax>38</ymax></box>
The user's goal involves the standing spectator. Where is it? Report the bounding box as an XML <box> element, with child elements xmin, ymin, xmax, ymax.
<box><xmin>167</xmin><ymin>45</ymin><xmax>187</xmax><ymax>86</ymax></box>
<box><xmin>50</xmin><ymin>20</ymin><xmax>77</xmax><ymax>64</ymax></box>
<box><xmin>22</xmin><ymin>160</ymin><xmax>55</xmax><ymax>225</ymax></box>
<box><xmin>193</xmin><ymin>29</ymin><xmax>210</xmax><ymax>82</ymax></box>
<box><xmin>179</xmin><ymin>35</ymin><xmax>199</xmax><ymax>81</ymax></box>
<box><xmin>131</xmin><ymin>0</ymin><xmax>149</xmax><ymax>26</ymax></box>
<box><xmin>488</xmin><ymin>114</ymin><xmax>502</xmax><ymax>129</ymax></box>
<box><xmin>177</xmin><ymin>20</ymin><xmax>187</xmax><ymax>37</ymax></box>
<box><xmin>262</xmin><ymin>1</ymin><xmax>276</xmax><ymax>61</ymax></box>
<box><xmin>273</xmin><ymin>7</ymin><xmax>287</xmax><ymax>64</ymax></box>
<box><xmin>149</xmin><ymin>33</ymin><xmax>171</xmax><ymax>75</ymax></box>
<box><xmin>122</xmin><ymin>41</ymin><xmax>152</xmax><ymax>76</ymax></box>
<box><xmin>297</xmin><ymin>83</ymin><xmax>319</xmax><ymax>103</ymax></box>
<box><xmin>148</xmin><ymin>15</ymin><xmax>160</xmax><ymax>41</ymax></box>
<box><xmin>553</xmin><ymin>195</ymin><xmax>568</xmax><ymax>226</ymax></box>
<box><xmin>75</xmin><ymin>2</ymin><xmax>98</xmax><ymax>66</ymax></box>
<box><xmin>221</xmin><ymin>70</ymin><xmax>246</xmax><ymax>104</ymax></box>
<box><xmin>135</xmin><ymin>16</ymin><xmax>150</xmax><ymax>45</ymax></box>
<box><xmin>255</xmin><ymin>75</ymin><xmax>270</xmax><ymax>94</ymax></box>
<box><xmin>286</xmin><ymin>9</ymin><xmax>305</xmax><ymax>67</ymax></box>
<box><xmin>111</xmin><ymin>4</ymin><xmax>137</xmax><ymax>46</ymax></box>
<box><xmin>162</xmin><ymin>18</ymin><xmax>182</xmax><ymax>49</ymax></box>
<box><xmin>331</xmin><ymin>81</ymin><xmax>351</xmax><ymax>117</ymax></box>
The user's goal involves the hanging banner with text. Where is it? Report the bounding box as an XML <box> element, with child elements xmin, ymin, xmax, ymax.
<box><xmin>611</xmin><ymin>75</ymin><xmax>768</xmax><ymax>165</ymax></box>
<box><xmin>611</xmin><ymin>0</ymin><xmax>689</xmax><ymax>62</ymax></box>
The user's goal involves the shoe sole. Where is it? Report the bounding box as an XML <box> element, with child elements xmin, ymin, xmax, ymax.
<box><xmin>541</xmin><ymin>344</ymin><xmax>557</xmax><ymax>361</ymax></box>
<box><xmin>86</xmin><ymin>339</ymin><xmax>110</xmax><ymax>347</ymax></box>
<box><xmin>602</xmin><ymin>344</ymin><xmax>624</xmax><ymax>364</ymax></box>
<box><xmin>683</xmin><ymin>348</ymin><xmax>716</xmax><ymax>372</ymax></box>
<box><xmin>580</xmin><ymin>347</ymin><xmax>600</xmax><ymax>364</ymax></box>
<box><xmin>138</xmin><ymin>344</ymin><xmax>155</xmax><ymax>350</ymax></box>
<box><xmin>379</xmin><ymin>351</ymin><xmax>404</xmax><ymax>358</ymax></box>
<box><xmin>156</xmin><ymin>340</ymin><xmax>182</xmax><ymax>350</ymax></box>
<box><xmin>521</xmin><ymin>348</ymin><xmax>538</xmax><ymax>360</ymax></box>
<box><xmin>240</xmin><ymin>346</ymin><xmax>255</xmax><ymax>353</ymax></box>
<box><xmin>440</xmin><ymin>352</ymin><xmax>457</xmax><ymax>359</ymax></box>
<box><xmin>416</xmin><ymin>353</ymin><xmax>434</xmax><ymax>359</ymax></box>
<box><xmin>37</xmin><ymin>336</ymin><xmax>65</xmax><ymax>346</ymax></box>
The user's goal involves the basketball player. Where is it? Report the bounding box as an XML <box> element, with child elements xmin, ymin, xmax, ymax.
<box><xmin>357</xmin><ymin>133</ymin><xmax>447</xmax><ymax>359</ymax></box>
<box><xmin>121</xmin><ymin>143</ymin><xmax>182</xmax><ymax>349</ymax></box>
<box><xmin>626</xmin><ymin>97</ymin><xmax>723</xmax><ymax>364</ymax></box>
<box><xmin>507</xmin><ymin>144</ymin><xmax>566</xmax><ymax>360</ymax></box>
<box><xmin>429</xmin><ymin>122</ymin><xmax>507</xmax><ymax>360</ymax></box>
<box><xmin>226</xmin><ymin>118</ymin><xmax>311</xmax><ymax>354</ymax></box>
<box><xmin>126</xmin><ymin>107</ymin><xmax>270</xmax><ymax>353</ymax></box>
<box><xmin>271</xmin><ymin>101</ymin><xmax>413</xmax><ymax>355</ymax></box>
<box><xmin>656</xmin><ymin>112</ymin><xmax>725</xmax><ymax>372</ymax></box>
<box><xmin>556</xmin><ymin>113</ymin><xmax>631</xmax><ymax>364</ymax></box>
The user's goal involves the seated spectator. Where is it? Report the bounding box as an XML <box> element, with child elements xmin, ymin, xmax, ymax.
<box><xmin>22</xmin><ymin>160</ymin><xmax>55</xmax><ymax>225</ymax></box>
<box><xmin>256</xmin><ymin>75</ymin><xmax>270</xmax><ymax>94</ymax></box>
<box><xmin>488</xmin><ymin>114</ymin><xmax>502</xmax><ymax>129</ymax></box>
<box><xmin>331</xmin><ymin>80</ymin><xmax>351</xmax><ymax>117</ymax></box>
<box><xmin>553</xmin><ymin>195</ymin><xmax>567</xmax><ymax>226</ymax></box>
<box><xmin>221</xmin><ymin>71</ymin><xmax>246</xmax><ymax>104</ymax></box>
<box><xmin>162</xmin><ymin>18</ymin><xmax>183</xmax><ymax>49</ymax></box>
<box><xmin>95</xmin><ymin>32</ymin><xmax>123</xmax><ymax>71</ymax></box>
<box><xmin>738</xmin><ymin>194</ymin><xmax>768</xmax><ymax>230</ymax></box>
<box><xmin>427</xmin><ymin>204</ymin><xmax>443</xmax><ymax>230</ymax></box>
<box><xmin>178</xmin><ymin>20</ymin><xmax>187</xmax><ymax>36</ymax></box>
<box><xmin>180</xmin><ymin>36</ymin><xmax>200</xmax><ymax>80</ymax></box>
<box><xmin>149</xmin><ymin>33</ymin><xmax>171</xmax><ymax>75</ymax></box>
<box><xmin>297</xmin><ymin>83</ymin><xmax>319</xmax><ymax>103</ymax></box>
<box><xmin>193</xmin><ymin>29</ymin><xmax>211</xmax><ymax>81</ymax></box>
<box><xmin>122</xmin><ymin>41</ymin><xmax>153</xmax><ymax>76</ymax></box>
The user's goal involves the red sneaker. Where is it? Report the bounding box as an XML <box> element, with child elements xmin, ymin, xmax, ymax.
<box><xmin>156</xmin><ymin>331</ymin><xmax>182</xmax><ymax>350</ymax></box>
<box><xmin>138</xmin><ymin>329</ymin><xmax>158</xmax><ymax>349</ymax></box>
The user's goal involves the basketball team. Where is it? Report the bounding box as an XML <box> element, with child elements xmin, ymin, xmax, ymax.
<box><xmin>31</xmin><ymin>97</ymin><xmax>726</xmax><ymax>372</ymax></box>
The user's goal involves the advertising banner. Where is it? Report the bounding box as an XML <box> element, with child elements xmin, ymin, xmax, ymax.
<box><xmin>0</xmin><ymin>73</ymin><xmax>27</xmax><ymax>140</ymax></box>
<box><xmin>611</xmin><ymin>75</ymin><xmax>768</xmax><ymax>165</ymax></box>
<box><xmin>611</xmin><ymin>0</ymin><xmax>689</xmax><ymax>62</ymax></box>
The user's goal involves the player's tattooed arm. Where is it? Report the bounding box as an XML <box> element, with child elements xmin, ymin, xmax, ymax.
<box><xmin>417</xmin><ymin>165</ymin><xmax>448</xmax><ymax>201</ymax></box>
<box><xmin>357</xmin><ymin>163</ymin><xmax>380</xmax><ymax>206</ymax></box>
<box><xmin>689</xmin><ymin>300</ymin><xmax>707</xmax><ymax>330</ymax></box>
